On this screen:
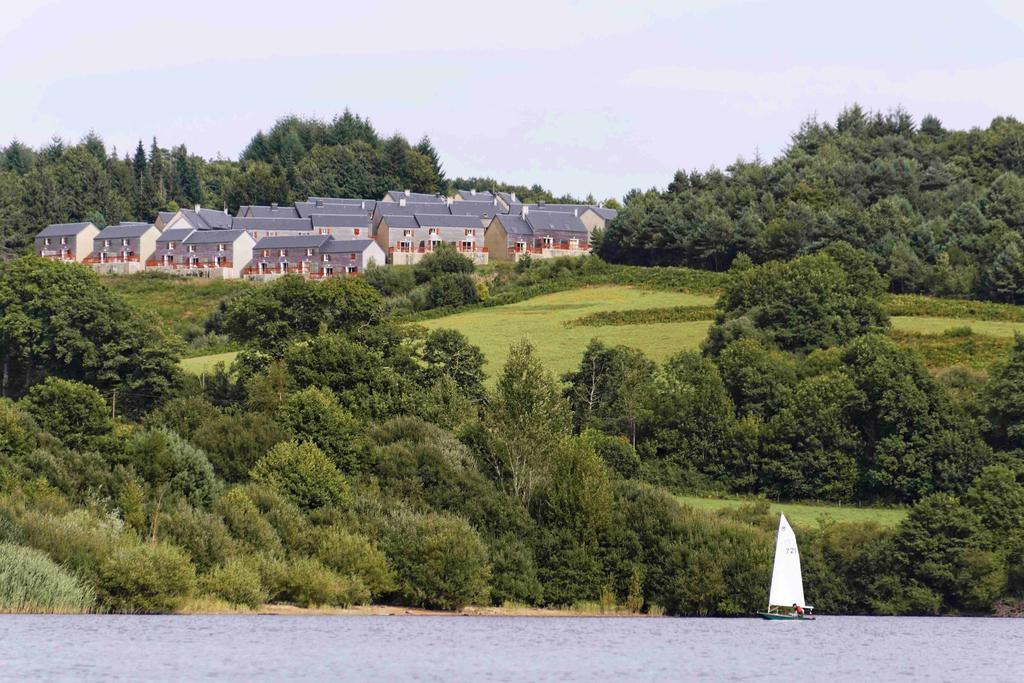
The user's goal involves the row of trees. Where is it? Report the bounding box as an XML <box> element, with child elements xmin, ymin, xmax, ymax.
<box><xmin>598</xmin><ymin>106</ymin><xmax>1024</xmax><ymax>303</ymax></box>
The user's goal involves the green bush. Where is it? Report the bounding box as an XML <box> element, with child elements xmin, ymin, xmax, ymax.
<box><xmin>427</xmin><ymin>273</ymin><xmax>479</xmax><ymax>308</ymax></box>
<box><xmin>0</xmin><ymin>543</ymin><xmax>95</xmax><ymax>613</ymax></box>
<box><xmin>316</xmin><ymin>526</ymin><xmax>395</xmax><ymax>599</ymax></box>
<box><xmin>124</xmin><ymin>429</ymin><xmax>220</xmax><ymax>508</ymax></box>
<box><xmin>17</xmin><ymin>509</ymin><xmax>123</xmax><ymax>585</ymax></box>
<box><xmin>21</xmin><ymin>378</ymin><xmax>113</xmax><ymax>451</ymax></box>
<box><xmin>277</xmin><ymin>557</ymin><xmax>370</xmax><ymax>608</ymax></box>
<box><xmin>99</xmin><ymin>542</ymin><xmax>196</xmax><ymax>613</ymax></box>
<box><xmin>200</xmin><ymin>559</ymin><xmax>267</xmax><ymax>608</ymax></box>
<box><xmin>564</xmin><ymin>305</ymin><xmax>717</xmax><ymax>328</ymax></box>
<box><xmin>250</xmin><ymin>442</ymin><xmax>351</xmax><ymax>511</ymax></box>
<box><xmin>276</xmin><ymin>388</ymin><xmax>363</xmax><ymax>473</ymax></box>
<box><xmin>214</xmin><ymin>488</ymin><xmax>283</xmax><ymax>556</ymax></box>
<box><xmin>382</xmin><ymin>512</ymin><xmax>491</xmax><ymax>610</ymax></box>
<box><xmin>161</xmin><ymin>502</ymin><xmax>235</xmax><ymax>573</ymax></box>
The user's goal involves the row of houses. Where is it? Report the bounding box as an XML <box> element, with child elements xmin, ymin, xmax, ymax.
<box><xmin>35</xmin><ymin>189</ymin><xmax>618</xmax><ymax>279</ymax></box>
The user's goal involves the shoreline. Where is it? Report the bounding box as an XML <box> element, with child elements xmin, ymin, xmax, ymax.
<box><xmin>177</xmin><ymin>601</ymin><xmax>658</xmax><ymax>618</ymax></box>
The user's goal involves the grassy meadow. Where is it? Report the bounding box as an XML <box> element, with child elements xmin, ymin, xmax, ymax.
<box><xmin>677</xmin><ymin>495</ymin><xmax>907</xmax><ymax>529</ymax></box>
<box><xmin>419</xmin><ymin>286</ymin><xmax>717</xmax><ymax>379</ymax></box>
<box><xmin>101</xmin><ymin>273</ymin><xmax>253</xmax><ymax>339</ymax></box>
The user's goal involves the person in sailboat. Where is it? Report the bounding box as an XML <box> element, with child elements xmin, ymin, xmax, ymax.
<box><xmin>792</xmin><ymin>603</ymin><xmax>804</xmax><ymax>618</ymax></box>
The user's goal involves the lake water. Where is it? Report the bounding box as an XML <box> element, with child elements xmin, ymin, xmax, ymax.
<box><xmin>0</xmin><ymin>615</ymin><xmax>1021</xmax><ymax>681</ymax></box>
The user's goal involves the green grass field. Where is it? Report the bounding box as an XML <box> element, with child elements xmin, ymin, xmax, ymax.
<box><xmin>891</xmin><ymin>316</ymin><xmax>1024</xmax><ymax>337</ymax></box>
<box><xmin>677</xmin><ymin>495</ymin><xmax>907</xmax><ymax>528</ymax></box>
<box><xmin>420</xmin><ymin>286</ymin><xmax>716</xmax><ymax>379</ymax></box>
<box><xmin>101</xmin><ymin>274</ymin><xmax>253</xmax><ymax>338</ymax></box>
<box><xmin>179</xmin><ymin>351</ymin><xmax>239</xmax><ymax>375</ymax></box>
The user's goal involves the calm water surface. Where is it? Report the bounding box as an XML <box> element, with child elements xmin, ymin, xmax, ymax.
<box><xmin>0</xmin><ymin>615</ymin><xmax>1021</xmax><ymax>681</ymax></box>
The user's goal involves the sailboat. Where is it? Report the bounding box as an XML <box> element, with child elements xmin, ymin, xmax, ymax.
<box><xmin>758</xmin><ymin>513</ymin><xmax>815</xmax><ymax>620</ymax></box>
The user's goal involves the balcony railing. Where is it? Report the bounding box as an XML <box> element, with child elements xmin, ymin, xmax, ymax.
<box><xmin>83</xmin><ymin>255</ymin><xmax>140</xmax><ymax>264</ymax></box>
<box><xmin>146</xmin><ymin>260</ymin><xmax>234</xmax><ymax>268</ymax></box>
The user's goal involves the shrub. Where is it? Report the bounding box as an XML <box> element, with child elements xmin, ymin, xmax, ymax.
<box><xmin>427</xmin><ymin>273</ymin><xmax>479</xmax><ymax>308</ymax></box>
<box><xmin>315</xmin><ymin>526</ymin><xmax>395</xmax><ymax>599</ymax></box>
<box><xmin>214</xmin><ymin>488</ymin><xmax>283</xmax><ymax>556</ymax></box>
<box><xmin>0</xmin><ymin>543</ymin><xmax>95</xmax><ymax>613</ymax></box>
<box><xmin>382</xmin><ymin>512</ymin><xmax>491</xmax><ymax>610</ymax></box>
<box><xmin>277</xmin><ymin>558</ymin><xmax>370</xmax><ymax>608</ymax></box>
<box><xmin>200</xmin><ymin>559</ymin><xmax>267</xmax><ymax>608</ymax></box>
<box><xmin>21</xmin><ymin>378</ymin><xmax>113</xmax><ymax>451</ymax></box>
<box><xmin>98</xmin><ymin>542</ymin><xmax>196</xmax><ymax>613</ymax></box>
<box><xmin>124</xmin><ymin>429</ymin><xmax>220</xmax><ymax>508</ymax></box>
<box><xmin>276</xmin><ymin>387</ymin><xmax>363</xmax><ymax>473</ymax></box>
<box><xmin>413</xmin><ymin>244</ymin><xmax>474</xmax><ymax>284</ymax></box>
<box><xmin>17</xmin><ymin>509</ymin><xmax>123</xmax><ymax>584</ymax></box>
<box><xmin>250</xmin><ymin>442</ymin><xmax>351</xmax><ymax>511</ymax></box>
<box><xmin>161</xmin><ymin>502</ymin><xmax>235</xmax><ymax>573</ymax></box>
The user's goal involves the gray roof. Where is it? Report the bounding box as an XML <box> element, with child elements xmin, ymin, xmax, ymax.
<box><xmin>376</xmin><ymin>202</ymin><xmax>449</xmax><ymax>216</ymax></box>
<box><xmin>456</xmin><ymin>189</ymin><xmax>495</xmax><ymax>200</ymax></box>
<box><xmin>308</xmin><ymin>197</ymin><xmax>375</xmax><ymax>206</ymax></box>
<box><xmin>493</xmin><ymin>214</ymin><xmax>532</xmax><ymax>236</ymax></box>
<box><xmin>379</xmin><ymin>214</ymin><xmax>419</xmax><ymax>229</ymax></box>
<box><xmin>385</xmin><ymin>190</ymin><xmax>445</xmax><ymax>203</ymax></box>
<box><xmin>526</xmin><ymin>211</ymin><xmax>587</xmax><ymax>235</ymax></box>
<box><xmin>157</xmin><ymin>211</ymin><xmax>177</xmax><ymax>224</ymax></box>
<box><xmin>496</xmin><ymin>191</ymin><xmax>518</xmax><ymax>204</ymax></box>
<box><xmin>449</xmin><ymin>200</ymin><xmax>506</xmax><ymax>217</ymax></box>
<box><xmin>244</xmin><ymin>205</ymin><xmax>301</xmax><ymax>219</ymax></box>
<box><xmin>310</xmin><ymin>214</ymin><xmax>371</xmax><ymax>229</ymax></box>
<box><xmin>415</xmin><ymin>213</ymin><xmax>485</xmax><ymax>229</ymax></box>
<box><xmin>296</xmin><ymin>201</ymin><xmax>374</xmax><ymax>218</ymax></box>
<box><xmin>321</xmin><ymin>238</ymin><xmax>376</xmax><ymax>253</ymax></box>
<box><xmin>530</xmin><ymin>203</ymin><xmax>587</xmax><ymax>214</ymax></box>
<box><xmin>232</xmin><ymin>217</ymin><xmax>313</xmax><ymax>232</ymax></box>
<box><xmin>96</xmin><ymin>223</ymin><xmax>156</xmax><ymax>239</ymax></box>
<box><xmin>157</xmin><ymin>227</ymin><xmax>195</xmax><ymax>243</ymax></box>
<box><xmin>38</xmin><ymin>222</ymin><xmax>95</xmax><ymax>238</ymax></box>
<box><xmin>183</xmin><ymin>229</ymin><xmax>249</xmax><ymax>245</ymax></box>
<box><xmin>196</xmin><ymin>207</ymin><xmax>233</xmax><ymax>229</ymax></box>
<box><xmin>254</xmin><ymin>234</ymin><xmax>330</xmax><ymax>249</ymax></box>
<box><xmin>585</xmin><ymin>206</ymin><xmax>618</xmax><ymax>221</ymax></box>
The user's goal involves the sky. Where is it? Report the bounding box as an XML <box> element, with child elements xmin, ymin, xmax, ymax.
<box><xmin>2</xmin><ymin>0</ymin><xmax>1024</xmax><ymax>200</ymax></box>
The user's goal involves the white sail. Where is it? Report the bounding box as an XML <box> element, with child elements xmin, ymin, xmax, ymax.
<box><xmin>768</xmin><ymin>513</ymin><xmax>806</xmax><ymax>608</ymax></box>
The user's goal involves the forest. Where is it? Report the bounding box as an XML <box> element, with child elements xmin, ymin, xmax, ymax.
<box><xmin>0</xmin><ymin>248</ymin><xmax>1023</xmax><ymax>616</ymax></box>
<box><xmin>0</xmin><ymin>111</ymin><xmax>580</xmax><ymax>259</ymax></box>
<box><xmin>599</xmin><ymin>106</ymin><xmax>1024</xmax><ymax>304</ymax></box>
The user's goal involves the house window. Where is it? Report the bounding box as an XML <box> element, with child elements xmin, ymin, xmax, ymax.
<box><xmin>465</xmin><ymin>229</ymin><xmax>472</xmax><ymax>236</ymax></box>
<box><xmin>461</xmin><ymin>240</ymin><xmax>473</xmax><ymax>251</ymax></box>
<box><xmin>279</xmin><ymin>249</ymin><xmax>286</xmax><ymax>257</ymax></box>
<box><xmin>60</xmin><ymin>237</ymin><xmax>67</xmax><ymax>245</ymax></box>
<box><xmin>403</xmin><ymin>229</ymin><xmax>413</xmax><ymax>237</ymax></box>
<box><xmin>349</xmin><ymin>253</ymin><xmax>356</xmax><ymax>261</ymax></box>
<box><xmin>346</xmin><ymin>265</ymin><xmax>357</xmax><ymax>274</ymax></box>
<box><xmin>261</xmin><ymin>250</ymin><xmax>269</xmax><ymax>258</ymax></box>
<box><xmin>103</xmin><ymin>240</ymin><xmax>110</xmax><ymax>248</ymax></box>
<box><xmin>305</xmin><ymin>248</ymin><xmax>313</xmax><ymax>257</ymax></box>
<box><xmin>168</xmin><ymin>241</ymin><xmax>176</xmax><ymax>249</ymax></box>
<box><xmin>353</xmin><ymin>228</ymin><xmax>361</xmax><ymax>236</ymax></box>
<box><xmin>44</xmin><ymin>238</ymin><xmax>51</xmax><ymax>246</ymax></box>
<box><xmin>543</xmin><ymin>237</ymin><xmax>553</xmax><ymax>247</ymax></box>
<box><xmin>569</xmin><ymin>238</ymin><xmax>580</xmax><ymax>249</ymax></box>
<box><xmin>322</xmin><ymin>254</ymin><xmax>330</xmax><ymax>262</ymax></box>
<box><xmin>121</xmin><ymin>239</ymin><xmax>129</xmax><ymax>246</ymax></box>
<box><xmin>188</xmin><ymin>245</ymin><xmax>196</xmax><ymax>253</ymax></box>
<box><xmin>516</xmin><ymin>241</ymin><xmax>527</xmax><ymax>252</ymax></box>
<box><xmin>217</xmin><ymin>244</ymin><xmax>225</xmax><ymax>252</ymax></box>
<box><xmin>428</xmin><ymin>228</ymin><xmax>438</xmax><ymax>235</ymax></box>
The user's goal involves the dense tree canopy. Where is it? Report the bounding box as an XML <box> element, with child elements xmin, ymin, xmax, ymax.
<box><xmin>600</xmin><ymin>106</ymin><xmax>1024</xmax><ymax>303</ymax></box>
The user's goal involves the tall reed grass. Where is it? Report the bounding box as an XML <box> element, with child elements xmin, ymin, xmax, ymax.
<box><xmin>0</xmin><ymin>543</ymin><xmax>94</xmax><ymax>613</ymax></box>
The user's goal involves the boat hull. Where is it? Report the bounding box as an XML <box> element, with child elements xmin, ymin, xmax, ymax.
<box><xmin>757</xmin><ymin>612</ymin><xmax>816</xmax><ymax>621</ymax></box>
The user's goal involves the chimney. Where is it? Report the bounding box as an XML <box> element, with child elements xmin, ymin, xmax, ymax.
<box><xmin>521</xmin><ymin>205</ymin><xmax>529</xmax><ymax>217</ymax></box>
<box><xmin>446</xmin><ymin>197</ymin><xmax>453</xmax><ymax>207</ymax></box>
<box><xmin>399</xmin><ymin>198</ymin><xmax>407</xmax><ymax>207</ymax></box>
<box><xmin>404</xmin><ymin>189</ymin><xmax>411</xmax><ymax>197</ymax></box>
<box><xmin>223</xmin><ymin>207</ymin><xmax>229</xmax><ymax>215</ymax></box>
<box><xmin>470</xmin><ymin>189</ymin><xmax>477</xmax><ymax>196</ymax></box>
<box><xmin>194</xmin><ymin>203</ymin><xmax>200</xmax><ymax>212</ymax></box>
<box><xmin>573</xmin><ymin>208</ymin><xmax>578</xmax><ymax>217</ymax></box>
<box><xmin>511</xmin><ymin>192</ymin><xmax>517</xmax><ymax>202</ymax></box>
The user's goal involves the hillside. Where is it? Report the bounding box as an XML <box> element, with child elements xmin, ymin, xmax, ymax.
<box><xmin>600</xmin><ymin>106</ymin><xmax>1024</xmax><ymax>305</ymax></box>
